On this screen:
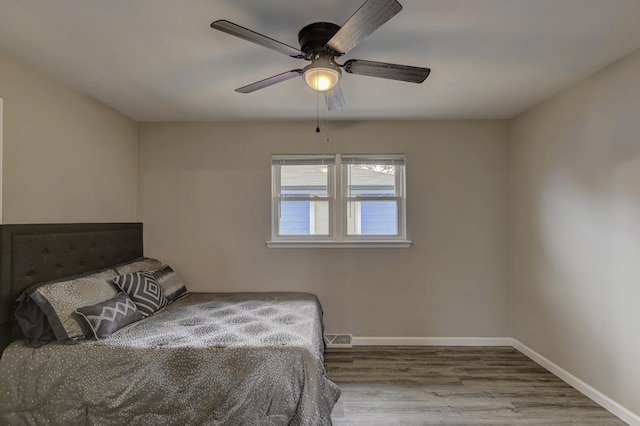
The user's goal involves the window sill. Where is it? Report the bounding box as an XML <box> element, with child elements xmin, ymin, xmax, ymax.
<box><xmin>266</xmin><ymin>240</ymin><xmax>412</xmax><ymax>249</ymax></box>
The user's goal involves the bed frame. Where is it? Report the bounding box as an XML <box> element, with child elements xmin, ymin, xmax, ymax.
<box><xmin>0</xmin><ymin>223</ymin><xmax>143</xmax><ymax>353</ymax></box>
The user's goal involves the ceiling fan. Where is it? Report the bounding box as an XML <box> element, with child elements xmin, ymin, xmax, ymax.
<box><xmin>210</xmin><ymin>0</ymin><xmax>431</xmax><ymax>111</ymax></box>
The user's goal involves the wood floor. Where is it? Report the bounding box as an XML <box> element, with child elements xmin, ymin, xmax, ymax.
<box><xmin>324</xmin><ymin>346</ymin><xmax>626</xmax><ymax>425</ymax></box>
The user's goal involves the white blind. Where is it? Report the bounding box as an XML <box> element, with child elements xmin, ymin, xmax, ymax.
<box><xmin>272</xmin><ymin>155</ymin><xmax>335</xmax><ymax>166</ymax></box>
<box><xmin>341</xmin><ymin>154</ymin><xmax>405</xmax><ymax>165</ymax></box>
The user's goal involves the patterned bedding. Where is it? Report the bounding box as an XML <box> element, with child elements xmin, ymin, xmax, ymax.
<box><xmin>0</xmin><ymin>292</ymin><xmax>340</xmax><ymax>425</ymax></box>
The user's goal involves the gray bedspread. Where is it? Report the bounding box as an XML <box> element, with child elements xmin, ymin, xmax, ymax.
<box><xmin>0</xmin><ymin>292</ymin><xmax>340</xmax><ymax>425</ymax></box>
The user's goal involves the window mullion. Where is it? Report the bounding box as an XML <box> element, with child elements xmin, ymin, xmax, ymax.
<box><xmin>272</xmin><ymin>165</ymin><xmax>281</xmax><ymax>239</ymax></box>
<box><xmin>334</xmin><ymin>155</ymin><xmax>343</xmax><ymax>240</ymax></box>
<box><xmin>398</xmin><ymin>164</ymin><xmax>406</xmax><ymax>238</ymax></box>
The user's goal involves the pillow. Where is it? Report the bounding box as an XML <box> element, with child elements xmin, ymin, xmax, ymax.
<box><xmin>152</xmin><ymin>266</ymin><xmax>188</xmax><ymax>304</ymax></box>
<box><xmin>13</xmin><ymin>289</ymin><xmax>56</xmax><ymax>346</ymax></box>
<box><xmin>75</xmin><ymin>293</ymin><xmax>142</xmax><ymax>339</ymax></box>
<box><xmin>114</xmin><ymin>257</ymin><xmax>165</xmax><ymax>275</ymax></box>
<box><xmin>27</xmin><ymin>269</ymin><xmax>119</xmax><ymax>340</ymax></box>
<box><xmin>114</xmin><ymin>272</ymin><xmax>167</xmax><ymax>317</ymax></box>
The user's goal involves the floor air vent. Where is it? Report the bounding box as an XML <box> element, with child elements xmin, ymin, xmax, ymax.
<box><xmin>324</xmin><ymin>334</ymin><xmax>353</xmax><ymax>348</ymax></box>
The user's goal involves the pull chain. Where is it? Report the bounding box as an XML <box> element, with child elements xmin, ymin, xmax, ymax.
<box><xmin>326</xmin><ymin>108</ymin><xmax>330</xmax><ymax>142</ymax></box>
<box><xmin>315</xmin><ymin>72</ymin><xmax>320</xmax><ymax>133</ymax></box>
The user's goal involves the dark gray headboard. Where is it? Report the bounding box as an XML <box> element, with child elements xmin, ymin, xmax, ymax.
<box><xmin>0</xmin><ymin>223</ymin><xmax>144</xmax><ymax>352</ymax></box>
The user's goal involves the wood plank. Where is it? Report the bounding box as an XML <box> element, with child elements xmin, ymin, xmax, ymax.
<box><xmin>325</xmin><ymin>346</ymin><xmax>626</xmax><ymax>425</ymax></box>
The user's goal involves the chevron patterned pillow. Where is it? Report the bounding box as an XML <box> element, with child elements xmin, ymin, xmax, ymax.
<box><xmin>114</xmin><ymin>271</ymin><xmax>168</xmax><ymax>317</ymax></box>
<box><xmin>75</xmin><ymin>293</ymin><xmax>142</xmax><ymax>339</ymax></box>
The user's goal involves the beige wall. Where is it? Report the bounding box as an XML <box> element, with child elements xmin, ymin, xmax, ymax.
<box><xmin>0</xmin><ymin>97</ymin><xmax>3</xmax><ymax>222</ymax></box>
<box><xmin>0</xmin><ymin>50</ymin><xmax>138</xmax><ymax>223</ymax></box>
<box><xmin>510</xmin><ymin>48</ymin><xmax>640</xmax><ymax>414</ymax></box>
<box><xmin>139</xmin><ymin>120</ymin><xmax>510</xmax><ymax>337</ymax></box>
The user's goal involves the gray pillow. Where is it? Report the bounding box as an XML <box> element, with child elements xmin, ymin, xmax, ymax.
<box><xmin>114</xmin><ymin>257</ymin><xmax>165</xmax><ymax>275</ymax></box>
<box><xmin>152</xmin><ymin>266</ymin><xmax>188</xmax><ymax>304</ymax></box>
<box><xmin>114</xmin><ymin>272</ymin><xmax>167</xmax><ymax>317</ymax></box>
<box><xmin>75</xmin><ymin>293</ymin><xmax>142</xmax><ymax>339</ymax></box>
<box><xmin>13</xmin><ymin>289</ymin><xmax>56</xmax><ymax>345</ymax></box>
<box><xmin>28</xmin><ymin>269</ymin><xmax>119</xmax><ymax>340</ymax></box>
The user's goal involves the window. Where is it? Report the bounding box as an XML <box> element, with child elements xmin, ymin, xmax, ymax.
<box><xmin>269</xmin><ymin>154</ymin><xmax>410</xmax><ymax>248</ymax></box>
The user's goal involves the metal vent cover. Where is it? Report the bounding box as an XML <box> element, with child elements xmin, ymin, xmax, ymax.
<box><xmin>324</xmin><ymin>334</ymin><xmax>353</xmax><ymax>348</ymax></box>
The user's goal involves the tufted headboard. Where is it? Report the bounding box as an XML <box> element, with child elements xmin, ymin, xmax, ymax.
<box><xmin>0</xmin><ymin>223</ymin><xmax>143</xmax><ymax>353</ymax></box>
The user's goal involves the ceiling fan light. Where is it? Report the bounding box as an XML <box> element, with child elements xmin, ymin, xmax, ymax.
<box><xmin>303</xmin><ymin>67</ymin><xmax>341</xmax><ymax>92</ymax></box>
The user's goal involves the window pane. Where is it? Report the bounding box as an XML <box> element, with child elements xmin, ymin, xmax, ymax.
<box><xmin>280</xmin><ymin>165</ymin><xmax>329</xmax><ymax>197</ymax></box>
<box><xmin>347</xmin><ymin>201</ymin><xmax>398</xmax><ymax>235</ymax></box>
<box><xmin>346</xmin><ymin>164</ymin><xmax>397</xmax><ymax>197</ymax></box>
<box><xmin>280</xmin><ymin>201</ymin><xmax>329</xmax><ymax>235</ymax></box>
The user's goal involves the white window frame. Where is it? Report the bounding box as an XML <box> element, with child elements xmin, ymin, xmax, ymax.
<box><xmin>270</xmin><ymin>155</ymin><xmax>335</xmax><ymax>241</ymax></box>
<box><xmin>268</xmin><ymin>154</ymin><xmax>411</xmax><ymax>248</ymax></box>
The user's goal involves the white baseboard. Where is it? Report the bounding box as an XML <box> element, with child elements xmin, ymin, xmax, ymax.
<box><xmin>512</xmin><ymin>339</ymin><xmax>640</xmax><ymax>426</ymax></box>
<box><xmin>352</xmin><ymin>336</ymin><xmax>513</xmax><ymax>347</ymax></box>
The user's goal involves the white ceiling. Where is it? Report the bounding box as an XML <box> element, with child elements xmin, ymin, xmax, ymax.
<box><xmin>1</xmin><ymin>0</ymin><xmax>640</xmax><ymax>122</ymax></box>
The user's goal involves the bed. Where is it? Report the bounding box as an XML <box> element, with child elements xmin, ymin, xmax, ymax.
<box><xmin>0</xmin><ymin>223</ymin><xmax>339</xmax><ymax>425</ymax></box>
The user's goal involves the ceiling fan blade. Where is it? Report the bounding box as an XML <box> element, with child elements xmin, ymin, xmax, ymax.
<box><xmin>324</xmin><ymin>83</ymin><xmax>346</xmax><ymax>111</ymax></box>
<box><xmin>326</xmin><ymin>0</ymin><xmax>402</xmax><ymax>55</ymax></box>
<box><xmin>344</xmin><ymin>59</ymin><xmax>430</xmax><ymax>83</ymax></box>
<box><xmin>211</xmin><ymin>20</ymin><xmax>305</xmax><ymax>59</ymax></box>
<box><xmin>235</xmin><ymin>70</ymin><xmax>303</xmax><ymax>93</ymax></box>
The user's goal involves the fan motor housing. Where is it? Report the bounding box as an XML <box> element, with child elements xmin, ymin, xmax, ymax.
<box><xmin>298</xmin><ymin>22</ymin><xmax>341</xmax><ymax>56</ymax></box>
